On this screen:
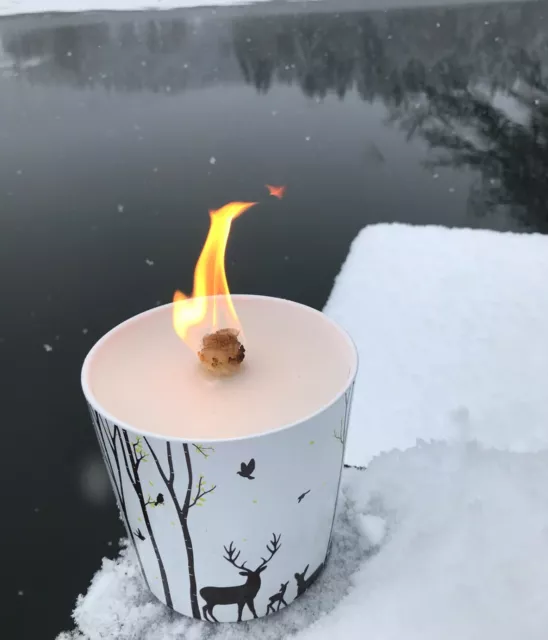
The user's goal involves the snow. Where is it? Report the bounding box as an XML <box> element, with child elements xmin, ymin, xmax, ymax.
<box><xmin>59</xmin><ymin>224</ymin><xmax>548</xmax><ymax>639</ymax></box>
<box><xmin>0</xmin><ymin>0</ymin><xmax>256</xmax><ymax>15</ymax></box>
<box><xmin>325</xmin><ymin>224</ymin><xmax>548</xmax><ymax>467</ymax></box>
<box><xmin>0</xmin><ymin>0</ymin><xmax>537</xmax><ymax>18</ymax></box>
<box><xmin>356</xmin><ymin>514</ymin><xmax>386</xmax><ymax>547</ymax></box>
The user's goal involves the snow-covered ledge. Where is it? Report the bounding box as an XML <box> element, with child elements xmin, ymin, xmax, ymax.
<box><xmin>59</xmin><ymin>224</ymin><xmax>548</xmax><ymax>639</ymax></box>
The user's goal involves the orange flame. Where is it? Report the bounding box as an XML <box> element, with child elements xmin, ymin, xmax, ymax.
<box><xmin>173</xmin><ymin>201</ymin><xmax>257</xmax><ymax>348</ymax></box>
<box><xmin>266</xmin><ymin>184</ymin><xmax>286</xmax><ymax>199</ymax></box>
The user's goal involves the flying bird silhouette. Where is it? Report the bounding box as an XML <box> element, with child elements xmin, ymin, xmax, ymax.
<box><xmin>134</xmin><ymin>528</ymin><xmax>146</xmax><ymax>541</ymax></box>
<box><xmin>237</xmin><ymin>458</ymin><xmax>256</xmax><ymax>480</ymax></box>
<box><xmin>297</xmin><ymin>490</ymin><xmax>311</xmax><ymax>503</ymax></box>
<box><xmin>266</xmin><ymin>184</ymin><xmax>286</xmax><ymax>199</ymax></box>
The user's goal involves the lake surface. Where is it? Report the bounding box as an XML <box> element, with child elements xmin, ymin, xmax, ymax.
<box><xmin>2</xmin><ymin>0</ymin><xmax>548</xmax><ymax>636</ymax></box>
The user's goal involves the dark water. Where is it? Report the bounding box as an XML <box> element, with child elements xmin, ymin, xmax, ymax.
<box><xmin>2</xmin><ymin>0</ymin><xmax>548</xmax><ymax>636</ymax></box>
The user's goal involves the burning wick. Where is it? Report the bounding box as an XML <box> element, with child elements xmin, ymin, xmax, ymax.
<box><xmin>198</xmin><ymin>328</ymin><xmax>245</xmax><ymax>376</ymax></box>
<box><xmin>173</xmin><ymin>201</ymin><xmax>258</xmax><ymax>375</ymax></box>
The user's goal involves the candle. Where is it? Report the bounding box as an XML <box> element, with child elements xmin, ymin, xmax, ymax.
<box><xmin>82</xmin><ymin>195</ymin><xmax>358</xmax><ymax>622</ymax></box>
<box><xmin>84</xmin><ymin>295</ymin><xmax>355</xmax><ymax>440</ymax></box>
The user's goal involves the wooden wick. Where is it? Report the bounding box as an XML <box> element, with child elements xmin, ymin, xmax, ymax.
<box><xmin>198</xmin><ymin>328</ymin><xmax>245</xmax><ymax>376</ymax></box>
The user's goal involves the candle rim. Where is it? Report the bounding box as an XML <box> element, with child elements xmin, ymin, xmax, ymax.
<box><xmin>81</xmin><ymin>294</ymin><xmax>358</xmax><ymax>443</ymax></box>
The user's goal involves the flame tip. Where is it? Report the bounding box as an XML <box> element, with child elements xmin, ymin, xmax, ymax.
<box><xmin>174</xmin><ymin>200</ymin><xmax>256</xmax><ymax>346</ymax></box>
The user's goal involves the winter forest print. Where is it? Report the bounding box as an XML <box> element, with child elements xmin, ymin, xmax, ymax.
<box><xmin>88</xmin><ymin>383</ymin><xmax>354</xmax><ymax>621</ymax></box>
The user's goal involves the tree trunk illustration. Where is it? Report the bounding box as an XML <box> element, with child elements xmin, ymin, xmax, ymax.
<box><xmin>90</xmin><ymin>409</ymin><xmax>149</xmax><ymax>588</ymax></box>
<box><xmin>327</xmin><ymin>383</ymin><xmax>355</xmax><ymax>554</ymax></box>
<box><xmin>145</xmin><ymin>439</ymin><xmax>216</xmax><ymax>620</ymax></box>
<box><xmin>120</xmin><ymin>430</ymin><xmax>173</xmax><ymax>609</ymax></box>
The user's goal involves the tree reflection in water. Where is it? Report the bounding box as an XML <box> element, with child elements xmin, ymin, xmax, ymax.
<box><xmin>3</xmin><ymin>1</ymin><xmax>548</xmax><ymax>229</ymax></box>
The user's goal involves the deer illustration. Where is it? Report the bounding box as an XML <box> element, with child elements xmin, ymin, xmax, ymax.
<box><xmin>294</xmin><ymin>562</ymin><xmax>324</xmax><ymax>596</ymax></box>
<box><xmin>200</xmin><ymin>533</ymin><xmax>282</xmax><ymax>622</ymax></box>
<box><xmin>266</xmin><ymin>581</ymin><xmax>289</xmax><ymax>614</ymax></box>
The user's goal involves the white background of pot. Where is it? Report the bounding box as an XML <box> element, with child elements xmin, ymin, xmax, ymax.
<box><xmin>83</xmin><ymin>299</ymin><xmax>357</xmax><ymax>623</ymax></box>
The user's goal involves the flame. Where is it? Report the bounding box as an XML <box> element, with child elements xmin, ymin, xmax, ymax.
<box><xmin>266</xmin><ymin>184</ymin><xmax>286</xmax><ymax>199</ymax></box>
<box><xmin>173</xmin><ymin>201</ymin><xmax>257</xmax><ymax>348</ymax></box>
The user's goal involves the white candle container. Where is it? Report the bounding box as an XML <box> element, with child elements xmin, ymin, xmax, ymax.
<box><xmin>82</xmin><ymin>296</ymin><xmax>358</xmax><ymax>622</ymax></box>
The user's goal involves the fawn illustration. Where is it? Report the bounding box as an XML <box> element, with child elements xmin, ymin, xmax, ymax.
<box><xmin>200</xmin><ymin>533</ymin><xmax>282</xmax><ymax>622</ymax></box>
<box><xmin>266</xmin><ymin>581</ymin><xmax>289</xmax><ymax>614</ymax></box>
<box><xmin>294</xmin><ymin>562</ymin><xmax>325</xmax><ymax>596</ymax></box>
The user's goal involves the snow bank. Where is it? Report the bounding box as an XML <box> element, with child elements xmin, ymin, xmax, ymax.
<box><xmin>58</xmin><ymin>444</ymin><xmax>548</xmax><ymax>640</ymax></box>
<box><xmin>59</xmin><ymin>224</ymin><xmax>548</xmax><ymax>639</ymax></box>
<box><xmin>0</xmin><ymin>0</ymin><xmax>538</xmax><ymax>18</ymax></box>
<box><xmin>0</xmin><ymin>0</ymin><xmax>267</xmax><ymax>17</ymax></box>
<box><xmin>325</xmin><ymin>224</ymin><xmax>548</xmax><ymax>467</ymax></box>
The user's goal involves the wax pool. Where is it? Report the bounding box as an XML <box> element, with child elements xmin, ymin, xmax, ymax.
<box><xmin>83</xmin><ymin>296</ymin><xmax>355</xmax><ymax>440</ymax></box>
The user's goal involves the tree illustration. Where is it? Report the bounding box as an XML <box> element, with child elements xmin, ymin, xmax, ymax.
<box><xmin>119</xmin><ymin>431</ymin><xmax>173</xmax><ymax>608</ymax></box>
<box><xmin>333</xmin><ymin>384</ymin><xmax>354</xmax><ymax>446</ymax></box>
<box><xmin>144</xmin><ymin>438</ymin><xmax>216</xmax><ymax>619</ymax></box>
<box><xmin>89</xmin><ymin>409</ymin><xmax>149</xmax><ymax>589</ymax></box>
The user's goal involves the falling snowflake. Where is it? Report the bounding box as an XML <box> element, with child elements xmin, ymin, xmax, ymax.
<box><xmin>209</xmin><ymin>157</ymin><xmax>216</xmax><ymax>165</ymax></box>
<box><xmin>43</xmin><ymin>344</ymin><xmax>53</xmax><ymax>352</ymax></box>
<box><xmin>117</xmin><ymin>204</ymin><xmax>124</xmax><ymax>213</ymax></box>
<box><xmin>145</xmin><ymin>259</ymin><xmax>154</xmax><ymax>267</ymax></box>
<box><xmin>305</xmin><ymin>136</ymin><xmax>311</xmax><ymax>141</ymax></box>
<box><xmin>82</xmin><ymin>328</ymin><xmax>89</xmax><ymax>335</ymax></box>
<box><xmin>448</xmin><ymin>187</ymin><xmax>455</xmax><ymax>193</ymax></box>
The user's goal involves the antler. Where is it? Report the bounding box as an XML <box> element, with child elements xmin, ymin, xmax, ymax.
<box><xmin>258</xmin><ymin>533</ymin><xmax>282</xmax><ymax>570</ymax></box>
<box><xmin>223</xmin><ymin>542</ymin><xmax>248</xmax><ymax>572</ymax></box>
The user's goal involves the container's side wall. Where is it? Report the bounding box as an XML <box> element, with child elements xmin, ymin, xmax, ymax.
<box><xmin>87</xmin><ymin>382</ymin><xmax>355</xmax><ymax>621</ymax></box>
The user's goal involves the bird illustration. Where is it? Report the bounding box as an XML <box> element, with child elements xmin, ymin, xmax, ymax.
<box><xmin>297</xmin><ymin>490</ymin><xmax>311</xmax><ymax>503</ymax></box>
<box><xmin>134</xmin><ymin>528</ymin><xmax>146</xmax><ymax>541</ymax></box>
<box><xmin>146</xmin><ymin>492</ymin><xmax>165</xmax><ymax>507</ymax></box>
<box><xmin>237</xmin><ymin>459</ymin><xmax>256</xmax><ymax>480</ymax></box>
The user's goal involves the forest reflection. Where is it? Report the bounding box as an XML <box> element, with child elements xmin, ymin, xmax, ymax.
<box><xmin>2</xmin><ymin>0</ymin><xmax>548</xmax><ymax>229</ymax></box>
